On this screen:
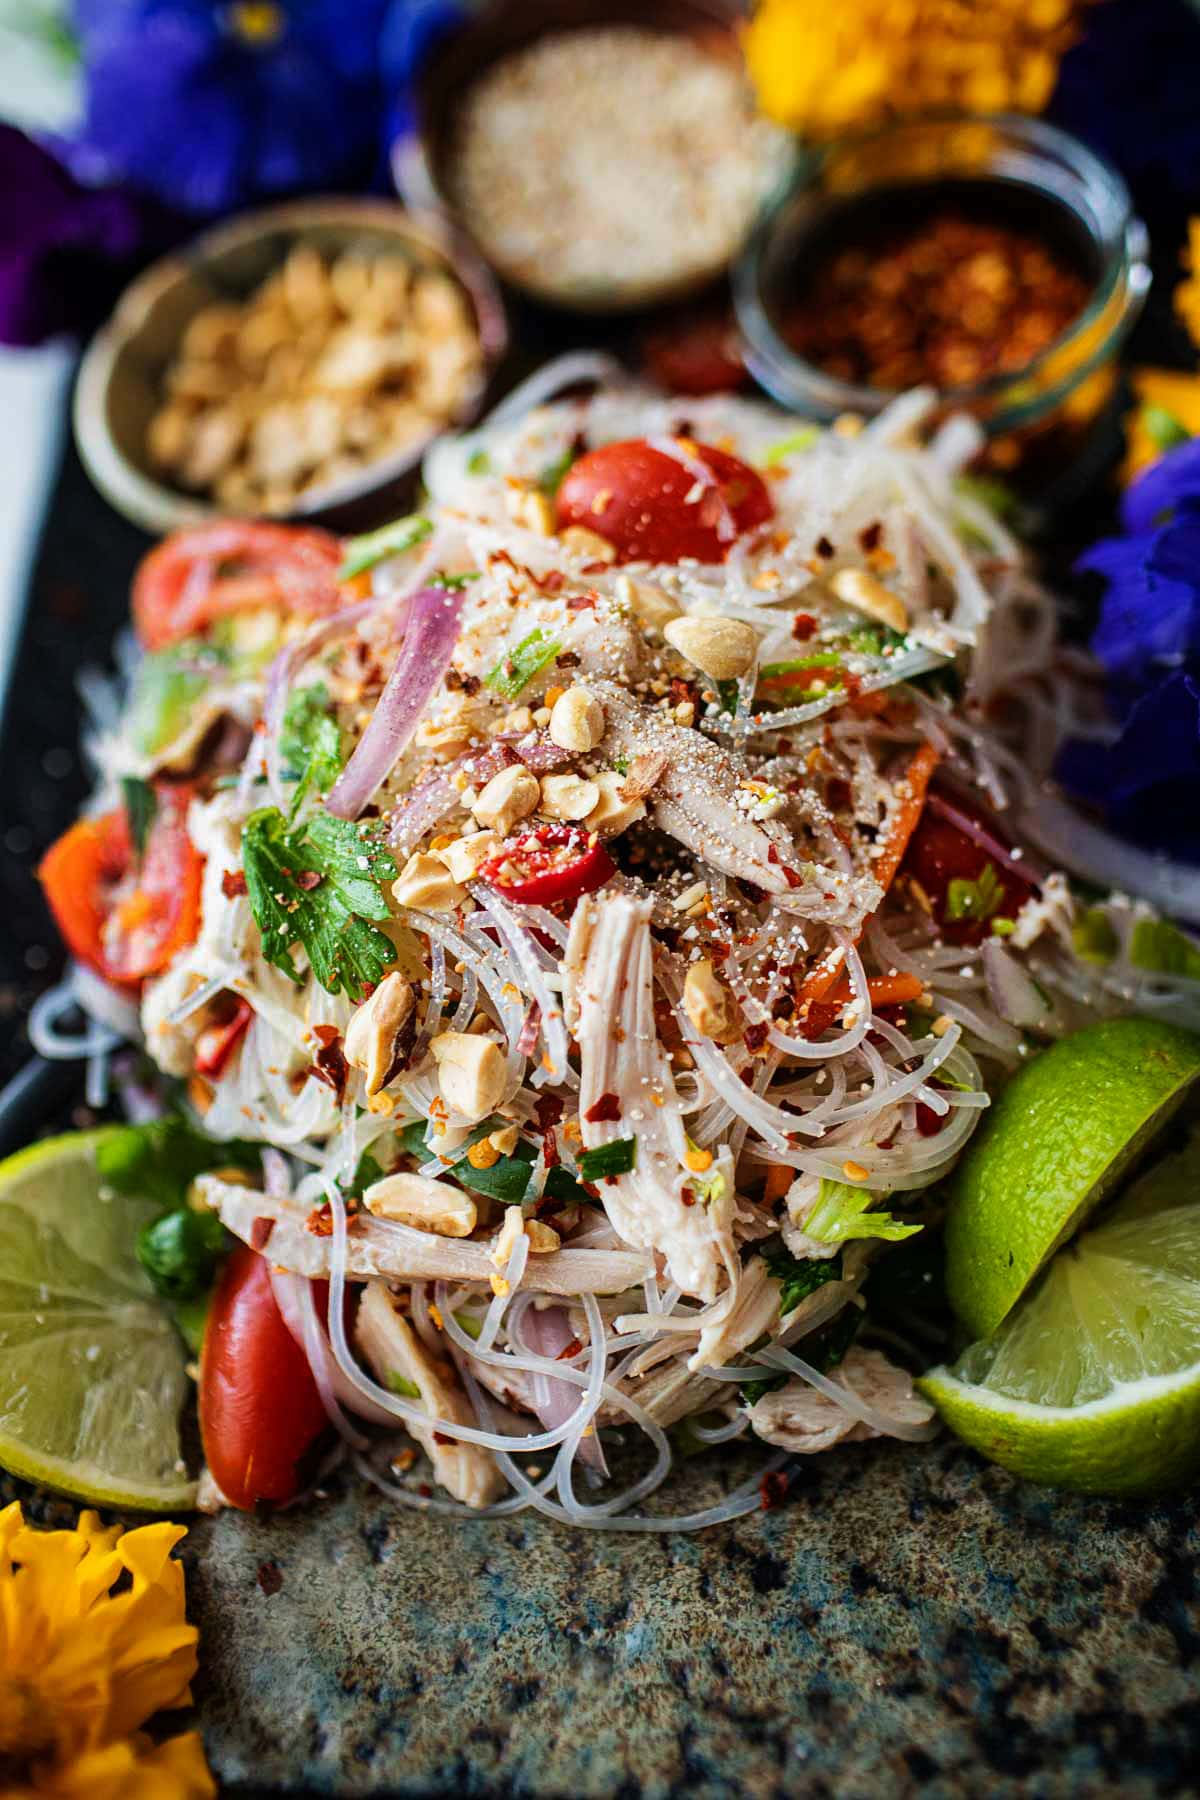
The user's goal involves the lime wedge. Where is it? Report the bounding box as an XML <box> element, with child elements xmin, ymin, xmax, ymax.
<box><xmin>946</xmin><ymin>1016</ymin><xmax>1200</xmax><ymax>1337</ymax></box>
<box><xmin>0</xmin><ymin>1131</ymin><xmax>196</xmax><ymax>1510</ymax></box>
<box><xmin>920</xmin><ymin>1129</ymin><xmax>1200</xmax><ymax>1495</ymax></box>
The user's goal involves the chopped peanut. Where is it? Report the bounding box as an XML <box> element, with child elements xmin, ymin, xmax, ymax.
<box><xmin>363</xmin><ymin>1170</ymin><xmax>478</xmax><ymax>1237</ymax></box>
<box><xmin>830</xmin><ymin>567</ymin><xmax>909</xmax><ymax>633</ymax></box>
<box><xmin>343</xmin><ymin>972</ymin><xmax>414</xmax><ymax>1096</ymax></box>
<box><xmin>539</xmin><ymin>772</ymin><xmax>600</xmax><ymax>821</ymax></box>
<box><xmin>472</xmin><ymin>764</ymin><xmax>540</xmax><ymax>835</ymax></box>
<box><xmin>683</xmin><ymin>959</ymin><xmax>735</xmax><ymax>1040</ymax></box>
<box><xmin>548</xmin><ymin>684</ymin><xmax>606</xmax><ymax>753</ymax></box>
<box><xmin>391</xmin><ymin>852</ymin><xmax>468</xmax><ymax>911</ymax></box>
<box><xmin>583</xmin><ymin>769</ymin><xmax>646</xmax><ymax>836</ymax></box>
<box><xmin>431</xmin><ymin>1030</ymin><xmax>507</xmax><ymax>1123</ymax></box>
<box><xmin>438</xmin><ymin>830</ymin><xmax>498</xmax><ymax>884</ymax></box>
<box><xmin>663</xmin><ymin>614</ymin><xmax>758</xmax><ymax>681</ymax></box>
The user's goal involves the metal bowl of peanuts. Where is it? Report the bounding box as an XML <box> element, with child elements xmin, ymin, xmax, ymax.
<box><xmin>73</xmin><ymin>198</ymin><xmax>508</xmax><ymax>535</ymax></box>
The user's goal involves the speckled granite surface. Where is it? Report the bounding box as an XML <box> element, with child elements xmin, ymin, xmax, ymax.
<box><xmin>167</xmin><ymin>1434</ymin><xmax>1199</xmax><ymax>1798</ymax></box>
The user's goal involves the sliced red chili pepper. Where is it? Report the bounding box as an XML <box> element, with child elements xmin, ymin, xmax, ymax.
<box><xmin>481</xmin><ymin>824</ymin><xmax>615</xmax><ymax>908</ymax></box>
<box><xmin>193</xmin><ymin>996</ymin><xmax>254</xmax><ymax>1078</ymax></box>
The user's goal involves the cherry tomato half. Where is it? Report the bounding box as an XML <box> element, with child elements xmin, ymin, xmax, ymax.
<box><xmin>199</xmin><ymin>1243</ymin><xmax>329</xmax><ymax>1511</ymax></box>
<box><xmin>901</xmin><ymin>796</ymin><xmax>1035</xmax><ymax>946</ymax></box>
<box><xmin>481</xmin><ymin>824</ymin><xmax>615</xmax><ymax>908</ymax></box>
<box><xmin>132</xmin><ymin>521</ymin><xmax>345</xmax><ymax>651</ymax></box>
<box><xmin>556</xmin><ymin>438</ymin><xmax>772</xmax><ymax>565</ymax></box>
<box><xmin>38</xmin><ymin>781</ymin><xmax>204</xmax><ymax>988</ymax></box>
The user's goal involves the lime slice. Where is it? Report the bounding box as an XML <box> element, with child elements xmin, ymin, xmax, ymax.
<box><xmin>945</xmin><ymin>1016</ymin><xmax>1200</xmax><ymax>1338</ymax></box>
<box><xmin>0</xmin><ymin>1131</ymin><xmax>196</xmax><ymax>1510</ymax></box>
<box><xmin>921</xmin><ymin>1129</ymin><xmax>1200</xmax><ymax>1495</ymax></box>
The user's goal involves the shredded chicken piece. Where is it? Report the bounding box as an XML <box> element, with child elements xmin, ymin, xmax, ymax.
<box><xmin>593</xmin><ymin>680</ymin><xmax>810</xmax><ymax>896</ymax></box>
<box><xmin>197</xmin><ymin>1177</ymin><xmax>652</xmax><ymax>1294</ymax></box>
<box><xmin>747</xmin><ymin>1347</ymin><xmax>935</xmax><ymax>1453</ymax></box>
<box><xmin>573</xmin><ymin>893</ymin><xmax>737</xmax><ymax>1300</ymax></box>
<box><xmin>355</xmin><ymin>1280</ymin><xmax>504</xmax><ymax>1508</ymax></box>
<box><xmin>689</xmin><ymin>1254</ymin><xmax>782</xmax><ymax>1374</ymax></box>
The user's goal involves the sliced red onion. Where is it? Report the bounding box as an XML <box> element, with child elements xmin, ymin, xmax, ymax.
<box><xmin>262</xmin><ymin>596</ymin><xmax>379</xmax><ymax>808</ymax></box>
<box><xmin>389</xmin><ymin>767</ymin><xmax>459</xmax><ymax>852</ymax></box>
<box><xmin>327</xmin><ymin>586</ymin><xmax>466</xmax><ymax>820</ymax></box>
<box><xmin>516</xmin><ymin>1001</ymin><xmax>541</xmax><ymax>1058</ymax></box>
<box><xmin>511</xmin><ymin>731</ymin><xmax>573</xmax><ymax>774</ymax></box>
<box><xmin>981</xmin><ymin>938</ymin><xmax>1052</xmax><ymax>1029</ymax></box>
<box><xmin>520</xmin><ymin>1301</ymin><xmax>606</xmax><ymax>1474</ymax></box>
<box><xmin>926</xmin><ymin>791</ymin><xmax>1045</xmax><ymax>891</ymax></box>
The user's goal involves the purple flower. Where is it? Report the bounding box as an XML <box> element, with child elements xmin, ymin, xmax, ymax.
<box><xmin>1120</xmin><ymin>436</ymin><xmax>1200</xmax><ymax>536</ymax></box>
<box><xmin>72</xmin><ymin>0</ymin><xmax>392</xmax><ymax>216</ymax></box>
<box><xmin>1078</xmin><ymin>501</ymin><xmax>1200</xmax><ymax>694</ymax></box>
<box><xmin>0</xmin><ymin>125</ymin><xmax>167</xmax><ymax>346</ymax></box>
<box><xmin>1055</xmin><ymin>672</ymin><xmax>1200</xmax><ymax>862</ymax></box>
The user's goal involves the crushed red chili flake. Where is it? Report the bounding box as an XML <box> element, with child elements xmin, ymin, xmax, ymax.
<box><xmin>221</xmin><ymin>869</ymin><xmax>248</xmax><ymax>898</ymax></box>
<box><xmin>743</xmin><ymin>1021</ymin><xmax>769</xmax><ymax>1052</ymax></box>
<box><xmin>256</xmin><ymin>1561</ymin><xmax>284</xmax><ymax>1596</ymax></box>
<box><xmin>781</xmin><ymin>198</ymin><xmax>1091</xmax><ymax>395</ymax></box>
<box><xmin>815</xmin><ymin>536</ymin><xmax>835</xmax><ymax>559</ymax></box>
<box><xmin>791</xmin><ymin>613</ymin><xmax>818</xmax><ymax>641</ymax></box>
<box><xmin>759</xmin><ymin>1469</ymin><xmax>790</xmax><ymax>1511</ymax></box>
<box><xmin>306</xmin><ymin>1203</ymin><xmax>334</xmax><ymax>1237</ymax></box>
<box><xmin>307</xmin><ymin>1033</ymin><xmax>349</xmax><ymax>1103</ymax></box>
<box><xmin>542</xmin><ymin>1126</ymin><xmax>560</xmax><ymax>1169</ymax></box>
<box><xmin>859</xmin><ymin>521</ymin><xmax>883</xmax><ymax>552</ymax></box>
<box><xmin>432</xmin><ymin>1432</ymin><xmax>454</xmax><ymax>1446</ymax></box>
<box><xmin>566</xmin><ymin>592</ymin><xmax>598</xmax><ymax>611</ymax></box>
<box><xmin>250</xmin><ymin>1216</ymin><xmax>274</xmax><ymax>1251</ymax></box>
<box><xmin>296</xmin><ymin>870</ymin><xmax>322</xmax><ymax>892</ymax></box>
<box><xmin>556</xmin><ymin>1337</ymin><xmax>584</xmax><ymax>1361</ymax></box>
<box><xmin>555</xmin><ymin>648</ymin><xmax>581</xmax><ymax>668</ymax></box>
<box><xmin>533</xmin><ymin>1093</ymin><xmax>564</xmax><ymax>1133</ymax></box>
<box><xmin>585</xmin><ymin>1092</ymin><xmax>622</xmax><ymax>1123</ymax></box>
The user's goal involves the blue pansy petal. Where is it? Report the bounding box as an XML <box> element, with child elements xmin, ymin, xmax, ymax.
<box><xmin>1121</xmin><ymin>438</ymin><xmax>1200</xmax><ymax>536</ymax></box>
<box><xmin>1082</xmin><ymin>505</ymin><xmax>1200</xmax><ymax>687</ymax></box>
<box><xmin>73</xmin><ymin>0</ymin><xmax>390</xmax><ymax>216</ymax></box>
<box><xmin>1056</xmin><ymin>672</ymin><xmax>1200</xmax><ymax>862</ymax></box>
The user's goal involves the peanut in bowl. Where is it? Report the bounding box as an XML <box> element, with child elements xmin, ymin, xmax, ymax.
<box><xmin>73</xmin><ymin>199</ymin><xmax>508</xmax><ymax>535</ymax></box>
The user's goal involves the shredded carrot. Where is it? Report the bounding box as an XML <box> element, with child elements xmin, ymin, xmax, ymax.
<box><xmin>795</xmin><ymin>742</ymin><xmax>939</xmax><ymax>1010</ymax></box>
<box><xmin>873</xmin><ymin>741</ymin><xmax>939</xmax><ymax>894</ymax></box>
<box><xmin>826</xmin><ymin>971</ymin><xmax>924</xmax><ymax>1009</ymax></box>
<box><xmin>762</xmin><ymin>1163</ymin><xmax>794</xmax><ymax>1205</ymax></box>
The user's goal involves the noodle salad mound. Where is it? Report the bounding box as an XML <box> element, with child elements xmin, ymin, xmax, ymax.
<box><xmin>32</xmin><ymin>374</ymin><xmax>1200</xmax><ymax>1527</ymax></box>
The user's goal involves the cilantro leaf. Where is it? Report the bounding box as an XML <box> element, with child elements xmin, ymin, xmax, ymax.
<box><xmin>120</xmin><ymin>776</ymin><xmax>157</xmax><ymax>858</ymax></box>
<box><xmin>280</xmin><ymin>683</ymin><xmax>343</xmax><ymax>816</ymax></box>
<box><xmin>945</xmin><ymin>861</ymin><xmax>1004</xmax><ymax>924</ymax></box>
<box><xmin>805</xmin><ymin>1178</ymin><xmax>922</xmax><ymax>1246</ymax></box>
<box><xmin>241</xmin><ymin>805</ymin><xmax>398</xmax><ymax>999</ymax></box>
<box><xmin>760</xmin><ymin>1239</ymin><xmax>843</xmax><ymax>1317</ymax></box>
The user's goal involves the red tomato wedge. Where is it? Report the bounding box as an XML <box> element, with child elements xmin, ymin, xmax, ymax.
<box><xmin>199</xmin><ymin>1244</ymin><xmax>329</xmax><ymax>1511</ymax></box>
<box><xmin>132</xmin><ymin>520</ymin><xmax>345</xmax><ymax>650</ymax></box>
<box><xmin>481</xmin><ymin>824</ymin><xmax>615</xmax><ymax>908</ymax></box>
<box><xmin>556</xmin><ymin>438</ymin><xmax>772</xmax><ymax>565</ymax></box>
<box><xmin>38</xmin><ymin>781</ymin><xmax>204</xmax><ymax>988</ymax></box>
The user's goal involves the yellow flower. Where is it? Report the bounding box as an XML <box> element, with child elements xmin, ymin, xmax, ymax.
<box><xmin>744</xmin><ymin>0</ymin><xmax>1085</xmax><ymax>138</ymax></box>
<box><xmin>1121</xmin><ymin>220</ymin><xmax>1200</xmax><ymax>484</ymax></box>
<box><xmin>0</xmin><ymin>1502</ymin><xmax>214</xmax><ymax>1799</ymax></box>
<box><xmin>1121</xmin><ymin>368</ymin><xmax>1200</xmax><ymax>484</ymax></box>
<box><xmin>1174</xmin><ymin>217</ymin><xmax>1200</xmax><ymax>351</ymax></box>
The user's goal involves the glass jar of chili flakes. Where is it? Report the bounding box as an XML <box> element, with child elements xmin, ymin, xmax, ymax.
<box><xmin>734</xmin><ymin>115</ymin><xmax>1150</xmax><ymax>503</ymax></box>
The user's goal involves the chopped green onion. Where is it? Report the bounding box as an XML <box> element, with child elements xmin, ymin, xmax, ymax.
<box><xmin>758</xmin><ymin>427</ymin><xmax>819</xmax><ymax>467</ymax></box>
<box><xmin>989</xmin><ymin>916</ymin><xmax>1016</xmax><ymax>938</ymax></box>
<box><xmin>120</xmin><ymin>776</ymin><xmax>157</xmax><ymax>858</ymax></box>
<box><xmin>387</xmin><ymin>1373</ymin><xmax>421</xmax><ymax>1399</ymax></box>
<box><xmin>805</xmin><ymin>1178</ymin><xmax>922</xmax><ymax>1246</ymax></box>
<box><xmin>485</xmin><ymin>628</ymin><xmax>563</xmax><ymax>699</ymax></box>
<box><xmin>537</xmin><ymin>447</ymin><xmax>577</xmax><ymax>495</ymax></box>
<box><xmin>337</xmin><ymin>514</ymin><xmax>433</xmax><ymax>581</ymax></box>
<box><xmin>578</xmin><ymin>1138</ymin><xmax>637</xmax><ymax>1181</ymax></box>
<box><xmin>1129</xmin><ymin>918</ymin><xmax>1200</xmax><ymax>981</ymax></box>
<box><xmin>1072</xmin><ymin>908</ymin><xmax>1119</xmax><ymax>965</ymax></box>
<box><xmin>452</xmin><ymin>1309</ymin><xmax>484</xmax><ymax>1340</ymax></box>
<box><xmin>466</xmin><ymin>448</ymin><xmax>490</xmax><ymax>475</ymax></box>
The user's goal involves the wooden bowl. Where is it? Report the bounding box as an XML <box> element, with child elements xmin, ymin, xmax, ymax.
<box><xmin>73</xmin><ymin>197</ymin><xmax>508</xmax><ymax>535</ymax></box>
